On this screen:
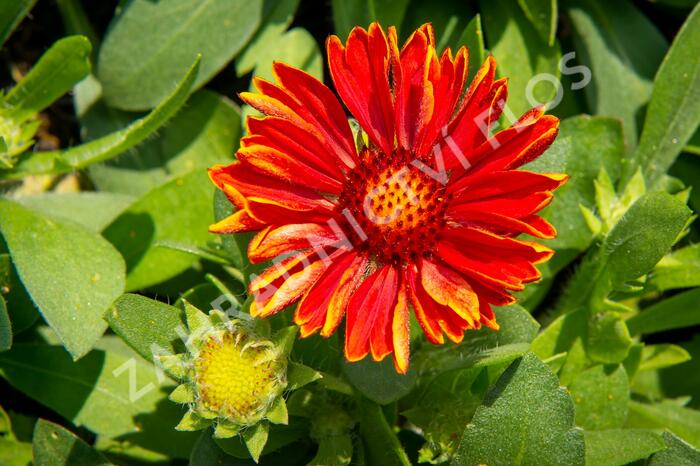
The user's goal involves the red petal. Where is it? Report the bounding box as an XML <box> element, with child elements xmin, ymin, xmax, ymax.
<box><xmin>415</xmin><ymin>46</ymin><xmax>469</xmax><ymax>156</ymax></box>
<box><xmin>248</xmin><ymin>223</ymin><xmax>343</xmax><ymax>263</ymax></box>
<box><xmin>445</xmin><ymin>227</ymin><xmax>554</xmax><ymax>264</ymax></box>
<box><xmin>405</xmin><ymin>264</ymin><xmax>443</xmax><ymax>344</ymax></box>
<box><xmin>271</xmin><ymin>62</ymin><xmax>358</xmax><ymax>168</ymax></box>
<box><xmin>450</xmin><ymin>170</ymin><xmax>567</xmax><ymax>202</ymax></box>
<box><xmin>249</xmin><ymin>250</ymin><xmax>330</xmax><ymax>318</ymax></box>
<box><xmin>327</xmin><ymin>23</ymin><xmax>395</xmax><ymax>155</ymax></box>
<box><xmin>420</xmin><ymin>258</ymin><xmax>480</xmax><ymax>326</ymax></box>
<box><xmin>242</xmin><ymin>71</ymin><xmax>357</xmax><ymax>170</ymax></box>
<box><xmin>461</xmin><ymin>108</ymin><xmax>560</xmax><ymax>178</ymax></box>
<box><xmin>345</xmin><ymin>265</ymin><xmax>399</xmax><ymax>362</ymax></box>
<box><xmin>435</xmin><ymin>55</ymin><xmax>498</xmax><ymax>170</ymax></box>
<box><xmin>212</xmin><ymin>161</ymin><xmax>336</xmax><ymax>225</ymax></box>
<box><xmin>449</xmin><ymin>191</ymin><xmax>554</xmax><ymax>219</ymax></box>
<box><xmin>293</xmin><ymin>251</ymin><xmax>367</xmax><ymax>337</ymax></box>
<box><xmin>246</xmin><ymin>116</ymin><xmax>346</xmax><ymax>180</ymax></box>
<box><xmin>238</xmin><ymin>139</ymin><xmax>344</xmax><ymax>194</ymax></box>
<box><xmin>209</xmin><ymin>209</ymin><xmax>265</xmax><ymax>234</ymax></box>
<box><xmin>449</xmin><ymin>209</ymin><xmax>557</xmax><ymax>239</ymax></box>
<box><xmin>392</xmin><ymin>280</ymin><xmax>410</xmax><ymax>374</ymax></box>
<box><xmin>393</xmin><ymin>24</ymin><xmax>438</xmax><ymax>152</ymax></box>
<box><xmin>478</xmin><ymin>298</ymin><xmax>500</xmax><ymax>330</ymax></box>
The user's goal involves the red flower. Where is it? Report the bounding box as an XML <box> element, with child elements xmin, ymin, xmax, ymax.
<box><xmin>209</xmin><ymin>23</ymin><xmax>566</xmax><ymax>374</ymax></box>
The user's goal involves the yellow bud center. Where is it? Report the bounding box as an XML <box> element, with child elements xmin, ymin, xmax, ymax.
<box><xmin>194</xmin><ymin>330</ymin><xmax>284</xmax><ymax>423</ymax></box>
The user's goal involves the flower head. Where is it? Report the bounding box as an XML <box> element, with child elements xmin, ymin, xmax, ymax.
<box><xmin>161</xmin><ymin>304</ymin><xmax>291</xmax><ymax>440</ymax></box>
<box><xmin>210</xmin><ymin>22</ymin><xmax>566</xmax><ymax>374</ymax></box>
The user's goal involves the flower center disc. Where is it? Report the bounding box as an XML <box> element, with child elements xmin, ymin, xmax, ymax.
<box><xmin>338</xmin><ymin>148</ymin><xmax>448</xmax><ymax>264</ymax></box>
<box><xmin>194</xmin><ymin>332</ymin><xmax>281</xmax><ymax>421</ymax></box>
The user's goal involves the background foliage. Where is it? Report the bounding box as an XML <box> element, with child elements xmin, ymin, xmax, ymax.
<box><xmin>1</xmin><ymin>0</ymin><xmax>700</xmax><ymax>465</ymax></box>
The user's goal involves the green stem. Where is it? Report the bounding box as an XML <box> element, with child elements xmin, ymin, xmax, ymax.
<box><xmin>357</xmin><ymin>396</ymin><xmax>411</xmax><ymax>466</ymax></box>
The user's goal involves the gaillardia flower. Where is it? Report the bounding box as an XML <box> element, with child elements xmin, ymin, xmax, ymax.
<box><xmin>209</xmin><ymin>23</ymin><xmax>566</xmax><ymax>374</ymax></box>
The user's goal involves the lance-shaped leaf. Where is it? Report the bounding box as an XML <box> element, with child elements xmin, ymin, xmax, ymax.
<box><xmin>627</xmin><ymin>288</ymin><xmax>700</xmax><ymax>336</ymax></box>
<box><xmin>518</xmin><ymin>0</ymin><xmax>557</xmax><ymax>46</ymax></box>
<box><xmin>624</xmin><ymin>3</ymin><xmax>700</xmax><ymax>186</ymax></box>
<box><xmin>481</xmin><ymin>0</ymin><xmax>561</xmax><ymax>116</ymax></box>
<box><xmin>2</xmin><ymin>35</ymin><xmax>91</xmax><ymax>122</ymax></box>
<box><xmin>647</xmin><ymin>243</ymin><xmax>700</xmax><ymax>292</ymax></box>
<box><xmin>567</xmin><ymin>0</ymin><xmax>667</xmax><ymax>147</ymax></box>
<box><xmin>0</xmin><ymin>0</ymin><xmax>37</xmax><ymax>46</ymax></box>
<box><xmin>2</xmin><ymin>56</ymin><xmax>200</xmax><ymax>180</ymax></box>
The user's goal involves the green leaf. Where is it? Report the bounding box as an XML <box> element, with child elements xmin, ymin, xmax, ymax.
<box><xmin>3</xmin><ymin>57</ymin><xmax>201</xmax><ymax>180</ymax></box>
<box><xmin>250</xmin><ymin>27</ymin><xmax>322</xmax><ymax>82</ymax></box>
<box><xmin>403</xmin><ymin>367</ymin><xmax>493</xmax><ymax>463</ymax></box>
<box><xmin>415</xmin><ymin>305</ymin><xmax>539</xmax><ymax>374</ymax></box>
<box><xmin>517</xmin><ymin>0</ymin><xmax>557</xmax><ymax>45</ymax></box>
<box><xmin>628</xmin><ymin>288</ymin><xmax>700</xmax><ymax>335</ymax></box>
<box><xmin>55</xmin><ymin>0</ymin><xmax>99</xmax><ymax>56</ymax></box>
<box><xmin>551</xmin><ymin>192</ymin><xmax>691</xmax><ymax>318</ymax></box>
<box><xmin>32</xmin><ymin>419</ymin><xmax>111</xmax><ymax>466</ymax></box>
<box><xmin>195</xmin><ymin>430</ymin><xmax>311</xmax><ymax>465</ymax></box>
<box><xmin>455</xmin><ymin>14</ymin><xmax>486</xmax><ymax>80</ymax></box>
<box><xmin>3</xmin><ymin>35</ymin><xmax>91</xmax><ymax>122</ymax></box>
<box><xmin>242</xmin><ymin>27</ymin><xmax>323</xmax><ymax>123</ymax></box>
<box><xmin>331</xmin><ymin>0</ymin><xmax>369</xmax><ymax>40</ymax></box>
<box><xmin>106</xmin><ymin>294</ymin><xmax>186</xmax><ymax>363</ymax></box>
<box><xmin>0</xmin><ymin>199</ymin><xmax>125</xmax><ymax>359</ymax></box>
<box><xmin>481</xmin><ymin>0</ymin><xmax>561</xmax><ymax>116</ymax></box>
<box><xmin>648</xmin><ymin>244</ymin><xmax>700</xmax><ymax>291</ymax></box>
<box><xmin>169</xmin><ymin>383</ymin><xmax>196</xmax><ymax>404</ymax></box>
<box><xmin>311</xmin><ymin>435</ymin><xmax>353</xmax><ymax>466</ymax></box>
<box><xmin>190</xmin><ymin>432</ymin><xmax>240</xmax><ymax>465</ymax></box>
<box><xmin>103</xmin><ymin>169</ymin><xmax>215</xmax><ymax>291</ymax></box>
<box><xmin>0</xmin><ymin>343</ymin><xmax>198</xmax><ymax>457</ymax></box>
<box><xmin>401</xmin><ymin>0</ymin><xmax>473</xmax><ymax>52</ymax></box>
<box><xmin>0</xmin><ymin>253</ymin><xmax>38</xmax><ymax>334</ymax></box>
<box><xmin>569</xmin><ymin>364</ymin><xmax>629</xmax><ymax>430</ymax></box>
<box><xmin>97</xmin><ymin>0</ymin><xmax>262</xmax><ymax>110</ymax></box>
<box><xmin>287</xmin><ymin>362</ymin><xmax>322</xmax><ymax>390</ymax></box>
<box><xmin>343</xmin><ymin>357</ymin><xmax>417</xmax><ymax>405</ymax></box>
<box><xmin>266</xmin><ymin>398</ymin><xmax>288</xmax><ymax>425</ymax></box>
<box><xmin>235</xmin><ymin>0</ymin><xmax>300</xmax><ymax>76</ymax></box>
<box><xmin>86</xmin><ymin>89</ymin><xmax>240</xmax><ymax>196</ymax></box>
<box><xmin>604</xmin><ymin>192</ymin><xmax>691</xmax><ymax>286</ymax></box>
<box><xmin>175</xmin><ymin>411</ymin><xmax>210</xmax><ymax>432</ymax></box>
<box><xmin>567</xmin><ymin>0</ymin><xmax>667</xmax><ymax>147</ymax></box>
<box><xmin>625</xmin><ymin>3</ymin><xmax>700</xmax><ymax>186</ymax></box>
<box><xmin>0</xmin><ymin>438</ymin><xmax>32</xmax><ymax>466</ymax></box>
<box><xmin>628</xmin><ymin>400</ymin><xmax>700</xmax><ymax>448</ymax></box>
<box><xmin>215</xmin><ymin>420</ymin><xmax>309</xmax><ymax>460</ymax></box>
<box><xmin>638</xmin><ymin>344</ymin><xmax>691</xmax><ymax>371</ymax></box>
<box><xmin>243</xmin><ymin>422</ymin><xmax>269</xmax><ymax>462</ymax></box>
<box><xmin>16</xmin><ymin>192</ymin><xmax>133</xmax><ymax>232</ymax></box>
<box><xmin>357</xmin><ymin>397</ymin><xmax>411</xmax><ymax>466</ymax></box>
<box><xmin>648</xmin><ymin>431</ymin><xmax>700</xmax><ymax>466</ymax></box>
<box><xmin>0</xmin><ymin>0</ymin><xmax>37</xmax><ymax>46</ymax></box>
<box><xmin>649</xmin><ymin>336</ymin><xmax>700</xmax><ymax>408</ymax></box>
<box><xmin>0</xmin><ymin>296</ymin><xmax>9</xmax><ymax>351</ymax></box>
<box><xmin>586</xmin><ymin>312</ymin><xmax>633</xmax><ymax>364</ymax></box>
<box><xmin>452</xmin><ymin>353</ymin><xmax>585</xmax><ymax>466</ymax></box>
<box><xmin>331</xmin><ymin>0</ymin><xmax>413</xmax><ymax>41</ymax></box>
<box><xmin>584</xmin><ymin>429</ymin><xmax>665</xmax><ymax>466</ymax></box>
